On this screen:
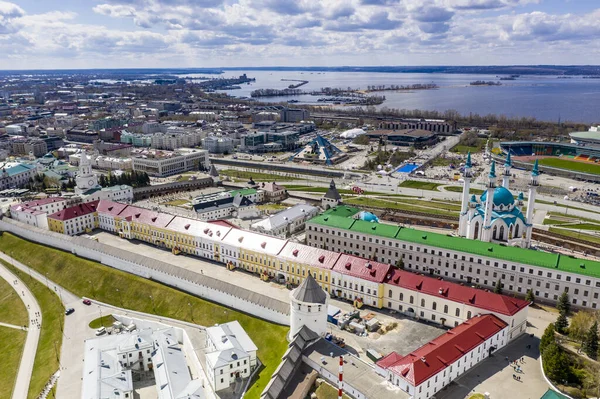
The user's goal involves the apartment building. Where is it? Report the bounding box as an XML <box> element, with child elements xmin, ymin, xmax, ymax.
<box><xmin>132</xmin><ymin>148</ymin><xmax>210</xmax><ymax>177</ymax></box>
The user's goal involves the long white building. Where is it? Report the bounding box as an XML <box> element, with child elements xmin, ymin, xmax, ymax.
<box><xmin>132</xmin><ymin>148</ymin><xmax>210</xmax><ymax>177</ymax></box>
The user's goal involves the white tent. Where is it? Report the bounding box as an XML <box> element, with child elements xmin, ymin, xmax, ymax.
<box><xmin>339</xmin><ymin>128</ymin><xmax>366</xmax><ymax>139</ymax></box>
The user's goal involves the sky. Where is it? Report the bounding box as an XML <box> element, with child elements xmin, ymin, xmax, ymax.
<box><xmin>1</xmin><ymin>0</ymin><xmax>600</xmax><ymax>69</ymax></box>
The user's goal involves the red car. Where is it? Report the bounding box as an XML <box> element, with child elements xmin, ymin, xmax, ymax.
<box><xmin>82</xmin><ymin>299</ymin><xmax>92</xmax><ymax>305</ymax></box>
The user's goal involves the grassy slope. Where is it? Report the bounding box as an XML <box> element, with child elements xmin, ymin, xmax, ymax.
<box><xmin>398</xmin><ymin>180</ymin><xmax>441</xmax><ymax>190</ymax></box>
<box><xmin>0</xmin><ymin>233</ymin><xmax>288</xmax><ymax>399</ymax></box>
<box><xmin>444</xmin><ymin>186</ymin><xmax>485</xmax><ymax>195</ymax></box>
<box><xmin>345</xmin><ymin>196</ymin><xmax>458</xmax><ymax>217</ymax></box>
<box><xmin>0</xmin><ymin>259</ymin><xmax>64</xmax><ymax>399</ymax></box>
<box><xmin>0</xmin><ymin>274</ymin><xmax>28</xmax><ymax>326</ymax></box>
<box><xmin>0</xmin><ymin>326</ymin><xmax>27</xmax><ymax>399</ymax></box>
<box><xmin>548</xmin><ymin>227</ymin><xmax>600</xmax><ymax>245</ymax></box>
<box><xmin>315</xmin><ymin>382</ymin><xmax>351</xmax><ymax>399</ymax></box>
<box><xmin>220</xmin><ymin>169</ymin><xmax>301</xmax><ymax>181</ymax></box>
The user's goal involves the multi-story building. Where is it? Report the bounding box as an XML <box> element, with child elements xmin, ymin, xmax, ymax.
<box><xmin>376</xmin><ymin>314</ymin><xmax>508</xmax><ymax>399</ymax></box>
<box><xmin>132</xmin><ymin>148</ymin><xmax>210</xmax><ymax>177</ymax></box>
<box><xmin>0</xmin><ymin>163</ymin><xmax>38</xmax><ymax>190</ymax></box>
<box><xmin>120</xmin><ymin>132</ymin><xmax>151</xmax><ymax>147</ymax></box>
<box><xmin>192</xmin><ymin>193</ymin><xmax>258</xmax><ymax>220</ymax></box>
<box><xmin>250</xmin><ymin>203</ymin><xmax>319</xmax><ymax>238</ymax></box>
<box><xmin>203</xmin><ymin>136</ymin><xmax>234</xmax><ymax>154</ymax></box>
<box><xmin>10</xmin><ymin>197</ymin><xmax>71</xmax><ymax>230</ymax></box>
<box><xmin>11</xmin><ymin>139</ymin><xmax>48</xmax><ymax>157</ymax></box>
<box><xmin>205</xmin><ymin>321</ymin><xmax>258</xmax><ymax>392</ymax></box>
<box><xmin>280</xmin><ymin>108</ymin><xmax>309</xmax><ymax>123</ymax></box>
<box><xmin>150</xmin><ymin>131</ymin><xmax>205</xmax><ymax>150</ymax></box>
<box><xmin>47</xmin><ymin>201</ymin><xmax>99</xmax><ymax>235</ymax></box>
<box><xmin>378</xmin><ymin>118</ymin><xmax>457</xmax><ymax>134</ymax></box>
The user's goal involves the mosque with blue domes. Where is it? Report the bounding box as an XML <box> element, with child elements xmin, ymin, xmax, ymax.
<box><xmin>458</xmin><ymin>152</ymin><xmax>540</xmax><ymax>248</ymax></box>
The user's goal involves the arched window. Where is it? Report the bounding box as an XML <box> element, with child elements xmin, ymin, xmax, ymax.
<box><xmin>399</xmin><ymin>293</ymin><xmax>404</xmax><ymax>301</ymax></box>
<box><xmin>467</xmin><ymin>311</ymin><xmax>472</xmax><ymax>319</ymax></box>
<box><xmin>455</xmin><ymin>308</ymin><xmax>460</xmax><ymax>317</ymax></box>
<box><xmin>515</xmin><ymin>224</ymin><xmax>520</xmax><ymax>238</ymax></box>
<box><xmin>432</xmin><ymin>302</ymin><xmax>437</xmax><ymax>311</ymax></box>
<box><xmin>410</xmin><ymin>296</ymin><xmax>414</xmax><ymax>304</ymax></box>
<box><xmin>421</xmin><ymin>299</ymin><xmax>425</xmax><ymax>307</ymax></box>
<box><xmin>499</xmin><ymin>225</ymin><xmax>505</xmax><ymax>240</ymax></box>
<box><xmin>389</xmin><ymin>290</ymin><xmax>392</xmax><ymax>297</ymax></box>
<box><xmin>444</xmin><ymin>305</ymin><xmax>448</xmax><ymax>314</ymax></box>
<box><xmin>493</xmin><ymin>225</ymin><xmax>498</xmax><ymax>240</ymax></box>
<box><xmin>473</xmin><ymin>221</ymin><xmax>480</xmax><ymax>239</ymax></box>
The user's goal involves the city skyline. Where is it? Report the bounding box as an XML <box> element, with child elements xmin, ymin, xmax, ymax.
<box><xmin>0</xmin><ymin>0</ymin><xmax>598</xmax><ymax>69</ymax></box>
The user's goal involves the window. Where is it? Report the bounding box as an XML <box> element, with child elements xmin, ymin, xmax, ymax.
<box><xmin>421</xmin><ymin>299</ymin><xmax>425</xmax><ymax>307</ymax></box>
<box><xmin>432</xmin><ymin>302</ymin><xmax>437</xmax><ymax>310</ymax></box>
<box><xmin>410</xmin><ymin>296</ymin><xmax>414</xmax><ymax>304</ymax></box>
<box><xmin>444</xmin><ymin>305</ymin><xmax>448</xmax><ymax>314</ymax></box>
<box><xmin>455</xmin><ymin>308</ymin><xmax>460</xmax><ymax>317</ymax></box>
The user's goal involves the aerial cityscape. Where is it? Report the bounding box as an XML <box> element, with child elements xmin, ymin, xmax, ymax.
<box><xmin>2</xmin><ymin>2</ymin><xmax>600</xmax><ymax>399</ymax></box>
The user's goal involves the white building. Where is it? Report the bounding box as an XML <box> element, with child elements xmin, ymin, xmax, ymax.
<box><xmin>151</xmin><ymin>131</ymin><xmax>206</xmax><ymax>150</ymax></box>
<box><xmin>193</xmin><ymin>193</ymin><xmax>258</xmax><ymax>221</ymax></box>
<box><xmin>250</xmin><ymin>203</ymin><xmax>319</xmax><ymax>238</ymax></box>
<box><xmin>9</xmin><ymin>197</ymin><xmax>70</xmax><ymax>230</ymax></box>
<box><xmin>321</xmin><ymin>180</ymin><xmax>342</xmax><ymax>209</ymax></box>
<box><xmin>74</xmin><ymin>152</ymin><xmax>133</xmax><ymax>203</ymax></box>
<box><xmin>75</xmin><ymin>152</ymin><xmax>101</xmax><ymax>195</ymax></box>
<box><xmin>376</xmin><ymin>314</ymin><xmax>508</xmax><ymax>399</ymax></box>
<box><xmin>289</xmin><ymin>275</ymin><xmax>329</xmax><ymax>340</ymax></box>
<box><xmin>132</xmin><ymin>148</ymin><xmax>210</xmax><ymax>177</ymax></box>
<box><xmin>205</xmin><ymin>321</ymin><xmax>258</xmax><ymax>392</ymax></box>
<box><xmin>0</xmin><ymin>162</ymin><xmax>38</xmax><ymax>190</ymax></box>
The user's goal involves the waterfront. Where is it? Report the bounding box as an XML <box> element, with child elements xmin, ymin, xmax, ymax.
<box><xmin>187</xmin><ymin>70</ymin><xmax>600</xmax><ymax>123</ymax></box>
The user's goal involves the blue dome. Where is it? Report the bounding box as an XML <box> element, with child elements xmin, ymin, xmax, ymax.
<box><xmin>480</xmin><ymin>187</ymin><xmax>515</xmax><ymax>207</ymax></box>
<box><xmin>358</xmin><ymin>211</ymin><xmax>379</xmax><ymax>223</ymax></box>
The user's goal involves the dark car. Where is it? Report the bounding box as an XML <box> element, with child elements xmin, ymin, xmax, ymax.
<box><xmin>65</xmin><ymin>308</ymin><xmax>75</xmax><ymax>315</ymax></box>
<box><xmin>82</xmin><ymin>299</ymin><xmax>91</xmax><ymax>305</ymax></box>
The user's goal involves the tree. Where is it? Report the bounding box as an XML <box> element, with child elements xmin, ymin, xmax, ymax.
<box><xmin>557</xmin><ymin>292</ymin><xmax>571</xmax><ymax>315</ymax></box>
<box><xmin>494</xmin><ymin>279</ymin><xmax>503</xmax><ymax>295</ymax></box>
<box><xmin>525</xmin><ymin>289</ymin><xmax>535</xmax><ymax>304</ymax></box>
<box><xmin>543</xmin><ymin>342</ymin><xmax>571</xmax><ymax>383</ymax></box>
<box><xmin>569</xmin><ymin>311</ymin><xmax>594</xmax><ymax>344</ymax></box>
<box><xmin>555</xmin><ymin>312</ymin><xmax>569</xmax><ymax>334</ymax></box>
<box><xmin>540</xmin><ymin>323</ymin><xmax>556</xmax><ymax>355</ymax></box>
<box><xmin>583</xmin><ymin>321</ymin><xmax>599</xmax><ymax>360</ymax></box>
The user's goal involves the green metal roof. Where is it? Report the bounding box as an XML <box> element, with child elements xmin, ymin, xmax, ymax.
<box><xmin>228</xmin><ymin>188</ymin><xmax>257</xmax><ymax>197</ymax></box>
<box><xmin>323</xmin><ymin>205</ymin><xmax>360</xmax><ymax>217</ymax></box>
<box><xmin>308</xmin><ymin>211</ymin><xmax>600</xmax><ymax>279</ymax></box>
<box><xmin>540</xmin><ymin>389</ymin><xmax>570</xmax><ymax>399</ymax></box>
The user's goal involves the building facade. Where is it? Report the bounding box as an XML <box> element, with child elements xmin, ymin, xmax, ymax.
<box><xmin>132</xmin><ymin>149</ymin><xmax>210</xmax><ymax>177</ymax></box>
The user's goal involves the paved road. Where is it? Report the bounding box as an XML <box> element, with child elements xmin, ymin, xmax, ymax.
<box><xmin>0</xmin><ymin>257</ymin><xmax>42</xmax><ymax>399</ymax></box>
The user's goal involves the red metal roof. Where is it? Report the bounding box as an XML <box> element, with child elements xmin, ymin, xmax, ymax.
<box><xmin>96</xmin><ymin>200</ymin><xmax>129</xmax><ymax>216</ymax></box>
<box><xmin>379</xmin><ymin>314</ymin><xmax>508</xmax><ymax>386</ymax></box>
<box><xmin>209</xmin><ymin>219</ymin><xmax>239</xmax><ymax>229</ymax></box>
<box><xmin>48</xmin><ymin>201</ymin><xmax>99</xmax><ymax>221</ymax></box>
<box><xmin>279</xmin><ymin>242</ymin><xmax>341</xmax><ymax>271</ymax></box>
<box><xmin>333</xmin><ymin>254</ymin><xmax>391</xmax><ymax>283</ymax></box>
<box><xmin>21</xmin><ymin>197</ymin><xmax>66</xmax><ymax>208</ymax></box>
<box><xmin>384</xmin><ymin>269</ymin><xmax>529</xmax><ymax>316</ymax></box>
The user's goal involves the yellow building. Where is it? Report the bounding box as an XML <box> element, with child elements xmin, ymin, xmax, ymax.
<box><xmin>277</xmin><ymin>243</ymin><xmax>339</xmax><ymax>293</ymax></box>
<box><xmin>47</xmin><ymin>201</ymin><xmax>99</xmax><ymax>236</ymax></box>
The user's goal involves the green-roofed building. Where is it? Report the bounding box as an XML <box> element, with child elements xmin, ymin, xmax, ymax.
<box><xmin>306</xmin><ymin>205</ymin><xmax>600</xmax><ymax>310</ymax></box>
<box><xmin>227</xmin><ymin>188</ymin><xmax>263</xmax><ymax>204</ymax></box>
<box><xmin>540</xmin><ymin>389</ymin><xmax>570</xmax><ymax>399</ymax></box>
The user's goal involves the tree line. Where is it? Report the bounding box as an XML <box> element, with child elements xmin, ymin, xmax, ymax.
<box><xmin>98</xmin><ymin>170</ymin><xmax>150</xmax><ymax>188</ymax></box>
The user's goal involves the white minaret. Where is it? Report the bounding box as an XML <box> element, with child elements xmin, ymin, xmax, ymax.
<box><xmin>458</xmin><ymin>152</ymin><xmax>473</xmax><ymax>237</ymax></box>
<box><xmin>524</xmin><ymin>160</ymin><xmax>539</xmax><ymax>248</ymax></box>
<box><xmin>502</xmin><ymin>152</ymin><xmax>511</xmax><ymax>189</ymax></box>
<box><xmin>289</xmin><ymin>275</ymin><xmax>328</xmax><ymax>340</ymax></box>
<box><xmin>75</xmin><ymin>152</ymin><xmax>99</xmax><ymax>194</ymax></box>
<box><xmin>465</xmin><ymin>194</ymin><xmax>478</xmax><ymax>239</ymax></box>
<box><xmin>481</xmin><ymin>160</ymin><xmax>496</xmax><ymax>242</ymax></box>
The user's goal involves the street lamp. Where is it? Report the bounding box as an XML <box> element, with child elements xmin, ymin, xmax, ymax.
<box><xmin>149</xmin><ymin>295</ymin><xmax>155</xmax><ymax>314</ymax></box>
<box><xmin>98</xmin><ymin>305</ymin><xmax>103</xmax><ymax>326</ymax></box>
<box><xmin>88</xmin><ymin>280</ymin><xmax>95</xmax><ymax>299</ymax></box>
<box><xmin>188</xmin><ymin>302</ymin><xmax>192</xmax><ymax>321</ymax></box>
<box><xmin>116</xmin><ymin>288</ymin><xmax>122</xmax><ymax>308</ymax></box>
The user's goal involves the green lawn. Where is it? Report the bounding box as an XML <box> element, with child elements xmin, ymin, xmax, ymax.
<box><xmin>468</xmin><ymin>394</ymin><xmax>485</xmax><ymax>399</ymax></box>
<box><xmin>220</xmin><ymin>169</ymin><xmax>301</xmax><ymax>181</ymax></box>
<box><xmin>163</xmin><ymin>199</ymin><xmax>190</xmax><ymax>207</ymax></box>
<box><xmin>547</xmin><ymin>212</ymin><xmax>600</xmax><ymax>225</ymax></box>
<box><xmin>543</xmin><ymin>218</ymin><xmax>573</xmax><ymax>226</ymax></box>
<box><xmin>548</xmin><ymin>227</ymin><xmax>600</xmax><ymax>245</ymax></box>
<box><xmin>537</xmin><ymin>158</ymin><xmax>600</xmax><ymax>175</ymax></box>
<box><xmin>398</xmin><ymin>180</ymin><xmax>441</xmax><ymax>191</ymax></box>
<box><xmin>315</xmin><ymin>382</ymin><xmax>351</xmax><ymax>399</ymax></box>
<box><xmin>344</xmin><ymin>197</ymin><xmax>458</xmax><ymax>218</ymax></box>
<box><xmin>0</xmin><ymin>233</ymin><xmax>288</xmax><ymax>399</ymax></box>
<box><xmin>547</xmin><ymin>223</ymin><xmax>600</xmax><ymax>231</ymax></box>
<box><xmin>444</xmin><ymin>186</ymin><xmax>485</xmax><ymax>195</ymax></box>
<box><xmin>89</xmin><ymin>315</ymin><xmax>116</xmax><ymax>329</ymax></box>
<box><xmin>0</xmin><ymin>326</ymin><xmax>27</xmax><ymax>399</ymax></box>
<box><xmin>0</xmin><ymin>274</ymin><xmax>28</xmax><ymax>326</ymax></box>
<box><xmin>0</xmin><ymin>259</ymin><xmax>64</xmax><ymax>399</ymax></box>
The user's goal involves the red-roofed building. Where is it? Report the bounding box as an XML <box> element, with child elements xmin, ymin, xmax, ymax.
<box><xmin>331</xmin><ymin>254</ymin><xmax>392</xmax><ymax>308</ymax></box>
<box><xmin>377</xmin><ymin>314</ymin><xmax>508</xmax><ymax>399</ymax></box>
<box><xmin>384</xmin><ymin>268</ymin><xmax>529</xmax><ymax>340</ymax></box>
<box><xmin>10</xmin><ymin>196</ymin><xmax>71</xmax><ymax>230</ymax></box>
<box><xmin>96</xmin><ymin>200</ymin><xmax>131</xmax><ymax>232</ymax></box>
<box><xmin>48</xmin><ymin>201</ymin><xmax>99</xmax><ymax>235</ymax></box>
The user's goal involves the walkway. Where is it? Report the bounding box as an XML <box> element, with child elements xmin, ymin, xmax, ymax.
<box><xmin>0</xmin><ymin>258</ymin><xmax>42</xmax><ymax>399</ymax></box>
<box><xmin>0</xmin><ymin>321</ymin><xmax>26</xmax><ymax>330</ymax></box>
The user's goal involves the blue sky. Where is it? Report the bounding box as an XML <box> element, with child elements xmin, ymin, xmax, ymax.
<box><xmin>2</xmin><ymin>0</ymin><xmax>600</xmax><ymax>69</ymax></box>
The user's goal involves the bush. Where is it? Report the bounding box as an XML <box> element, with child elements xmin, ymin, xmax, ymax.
<box><xmin>386</xmin><ymin>322</ymin><xmax>398</xmax><ymax>332</ymax></box>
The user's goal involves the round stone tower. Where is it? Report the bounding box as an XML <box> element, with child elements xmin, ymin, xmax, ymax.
<box><xmin>289</xmin><ymin>274</ymin><xmax>328</xmax><ymax>340</ymax></box>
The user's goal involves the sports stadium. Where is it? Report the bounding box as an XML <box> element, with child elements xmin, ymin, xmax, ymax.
<box><xmin>500</xmin><ymin>135</ymin><xmax>600</xmax><ymax>181</ymax></box>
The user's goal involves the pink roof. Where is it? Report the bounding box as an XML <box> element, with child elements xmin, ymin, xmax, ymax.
<box><xmin>209</xmin><ymin>219</ymin><xmax>239</xmax><ymax>229</ymax></box>
<box><xmin>166</xmin><ymin>216</ymin><xmax>231</xmax><ymax>239</ymax></box>
<box><xmin>20</xmin><ymin>197</ymin><xmax>66</xmax><ymax>208</ymax></box>
<box><xmin>96</xmin><ymin>200</ymin><xmax>129</xmax><ymax>216</ymax></box>
<box><xmin>10</xmin><ymin>204</ymin><xmax>45</xmax><ymax>216</ymax></box>
<box><xmin>48</xmin><ymin>201</ymin><xmax>99</xmax><ymax>221</ymax></box>
<box><xmin>333</xmin><ymin>254</ymin><xmax>391</xmax><ymax>283</ymax></box>
<box><xmin>259</xmin><ymin>182</ymin><xmax>285</xmax><ymax>192</ymax></box>
<box><xmin>379</xmin><ymin>315</ymin><xmax>508</xmax><ymax>386</ymax></box>
<box><xmin>279</xmin><ymin>242</ymin><xmax>340</xmax><ymax>271</ymax></box>
<box><xmin>384</xmin><ymin>269</ymin><xmax>529</xmax><ymax>316</ymax></box>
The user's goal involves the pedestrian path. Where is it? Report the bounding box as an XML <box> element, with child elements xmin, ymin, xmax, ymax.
<box><xmin>0</xmin><ymin>260</ymin><xmax>42</xmax><ymax>399</ymax></box>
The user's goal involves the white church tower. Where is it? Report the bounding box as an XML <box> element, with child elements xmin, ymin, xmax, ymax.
<box><xmin>289</xmin><ymin>275</ymin><xmax>328</xmax><ymax>340</ymax></box>
<box><xmin>524</xmin><ymin>159</ymin><xmax>539</xmax><ymax>248</ymax></box>
<box><xmin>481</xmin><ymin>160</ymin><xmax>497</xmax><ymax>242</ymax></box>
<box><xmin>502</xmin><ymin>152</ymin><xmax>511</xmax><ymax>189</ymax></box>
<box><xmin>458</xmin><ymin>152</ymin><xmax>473</xmax><ymax>237</ymax></box>
<box><xmin>75</xmin><ymin>152</ymin><xmax>99</xmax><ymax>195</ymax></box>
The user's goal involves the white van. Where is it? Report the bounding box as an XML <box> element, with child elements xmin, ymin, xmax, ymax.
<box><xmin>95</xmin><ymin>327</ymin><xmax>106</xmax><ymax>336</ymax></box>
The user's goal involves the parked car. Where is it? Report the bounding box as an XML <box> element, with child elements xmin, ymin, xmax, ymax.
<box><xmin>65</xmin><ymin>308</ymin><xmax>75</xmax><ymax>315</ymax></box>
<box><xmin>95</xmin><ymin>327</ymin><xmax>106</xmax><ymax>336</ymax></box>
<box><xmin>82</xmin><ymin>299</ymin><xmax>91</xmax><ymax>305</ymax></box>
